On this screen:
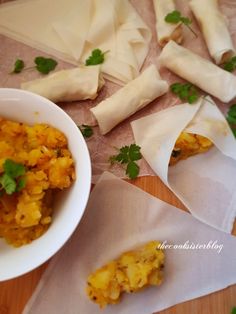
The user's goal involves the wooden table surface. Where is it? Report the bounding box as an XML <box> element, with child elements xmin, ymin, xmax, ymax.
<box><xmin>0</xmin><ymin>175</ymin><xmax>235</xmax><ymax>314</ymax></box>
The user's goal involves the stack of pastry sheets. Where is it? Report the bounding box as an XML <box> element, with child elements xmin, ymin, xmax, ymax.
<box><xmin>0</xmin><ymin>0</ymin><xmax>151</xmax><ymax>85</ymax></box>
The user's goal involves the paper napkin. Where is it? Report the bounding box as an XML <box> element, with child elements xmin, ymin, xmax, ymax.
<box><xmin>132</xmin><ymin>96</ymin><xmax>236</xmax><ymax>233</ymax></box>
<box><xmin>23</xmin><ymin>172</ymin><xmax>236</xmax><ymax>314</ymax></box>
<box><xmin>0</xmin><ymin>0</ymin><xmax>151</xmax><ymax>85</ymax></box>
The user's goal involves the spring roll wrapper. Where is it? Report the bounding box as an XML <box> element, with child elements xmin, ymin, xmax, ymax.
<box><xmin>153</xmin><ymin>0</ymin><xmax>183</xmax><ymax>47</ymax></box>
<box><xmin>23</xmin><ymin>172</ymin><xmax>236</xmax><ymax>314</ymax></box>
<box><xmin>90</xmin><ymin>65</ymin><xmax>169</xmax><ymax>135</ymax></box>
<box><xmin>158</xmin><ymin>40</ymin><xmax>236</xmax><ymax>103</ymax></box>
<box><xmin>132</xmin><ymin>96</ymin><xmax>236</xmax><ymax>233</ymax></box>
<box><xmin>190</xmin><ymin>0</ymin><xmax>235</xmax><ymax>64</ymax></box>
<box><xmin>21</xmin><ymin>65</ymin><xmax>104</xmax><ymax>102</ymax></box>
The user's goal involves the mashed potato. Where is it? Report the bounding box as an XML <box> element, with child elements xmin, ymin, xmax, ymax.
<box><xmin>86</xmin><ymin>241</ymin><xmax>165</xmax><ymax>308</ymax></box>
<box><xmin>169</xmin><ymin>132</ymin><xmax>213</xmax><ymax>166</ymax></box>
<box><xmin>0</xmin><ymin>118</ymin><xmax>75</xmax><ymax>247</ymax></box>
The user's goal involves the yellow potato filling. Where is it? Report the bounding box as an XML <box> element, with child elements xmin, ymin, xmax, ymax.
<box><xmin>169</xmin><ymin>132</ymin><xmax>213</xmax><ymax>166</ymax></box>
<box><xmin>86</xmin><ymin>241</ymin><xmax>165</xmax><ymax>308</ymax></box>
<box><xmin>0</xmin><ymin>117</ymin><xmax>75</xmax><ymax>247</ymax></box>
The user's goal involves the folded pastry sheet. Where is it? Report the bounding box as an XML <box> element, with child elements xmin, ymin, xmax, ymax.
<box><xmin>158</xmin><ymin>40</ymin><xmax>236</xmax><ymax>103</ymax></box>
<box><xmin>21</xmin><ymin>66</ymin><xmax>104</xmax><ymax>102</ymax></box>
<box><xmin>0</xmin><ymin>0</ymin><xmax>151</xmax><ymax>85</ymax></box>
<box><xmin>23</xmin><ymin>172</ymin><xmax>236</xmax><ymax>314</ymax></box>
<box><xmin>90</xmin><ymin>65</ymin><xmax>169</xmax><ymax>134</ymax></box>
<box><xmin>190</xmin><ymin>0</ymin><xmax>235</xmax><ymax>64</ymax></box>
<box><xmin>153</xmin><ymin>0</ymin><xmax>183</xmax><ymax>46</ymax></box>
<box><xmin>132</xmin><ymin>96</ymin><xmax>236</xmax><ymax>233</ymax></box>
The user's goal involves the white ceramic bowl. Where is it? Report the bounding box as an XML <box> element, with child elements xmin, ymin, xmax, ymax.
<box><xmin>0</xmin><ymin>88</ymin><xmax>91</xmax><ymax>281</ymax></box>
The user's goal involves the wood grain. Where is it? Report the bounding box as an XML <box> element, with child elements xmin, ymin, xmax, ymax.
<box><xmin>0</xmin><ymin>176</ymin><xmax>235</xmax><ymax>314</ymax></box>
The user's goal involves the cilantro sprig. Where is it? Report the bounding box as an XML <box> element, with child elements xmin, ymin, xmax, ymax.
<box><xmin>109</xmin><ymin>144</ymin><xmax>142</xmax><ymax>179</ymax></box>
<box><xmin>78</xmin><ymin>124</ymin><xmax>94</xmax><ymax>138</ymax></box>
<box><xmin>10</xmin><ymin>56</ymin><xmax>58</xmax><ymax>74</ymax></box>
<box><xmin>165</xmin><ymin>10</ymin><xmax>197</xmax><ymax>37</ymax></box>
<box><xmin>0</xmin><ymin>159</ymin><xmax>26</xmax><ymax>195</ymax></box>
<box><xmin>226</xmin><ymin>104</ymin><xmax>236</xmax><ymax>138</ymax></box>
<box><xmin>223</xmin><ymin>56</ymin><xmax>236</xmax><ymax>72</ymax></box>
<box><xmin>85</xmin><ymin>49</ymin><xmax>108</xmax><ymax>66</ymax></box>
<box><xmin>170</xmin><ymin>82</ymin><xmax>199</xmax><ymax>104</ymax></box>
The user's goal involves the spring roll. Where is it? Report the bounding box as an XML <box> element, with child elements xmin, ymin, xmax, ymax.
<box><xmin>90</xmin><ymin>64</ymin><xmax>169</xmax><ymax>134</ymax></box>
<box><xmin>153</xmin><ymin>0</ymin><xmax>183</xmax><ymax>47</ymax></box>
<box><xmin>21</xmin><ymin>65</ymin><xmax>104</xmax><ymax>102</ymax></box>
<box><xmin>158</xmin><ymin>40</ymin><xmax>236</xmax><ymax>103</ymax></box>
<box><xmin>189</xmin><ymin>0</ymin><xmax>235</xmax><ymax>64</ymax></box>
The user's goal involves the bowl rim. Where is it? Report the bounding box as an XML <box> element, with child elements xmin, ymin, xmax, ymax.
<box><xmin>0</xmin><ymin>88</ymin><xmax>92</xmax><ymax>281</ymax></box>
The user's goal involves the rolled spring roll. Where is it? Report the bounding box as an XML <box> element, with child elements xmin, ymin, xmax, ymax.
<box><xmin>21</xmin><ymin>65</ymin><xmax>104</xmax><ymax>102</ymax></box>
<box><xmin>189</xmin><ymin>0</ymin><xmax>235</xmax><ymax>64</ymax></box>
<box><xmin>153</xmin><ymin>0</ymin><xmax>183</xmax><ymax>47</ymax></box>
<box><xmin>90</xmin><ymin>64</ymin><xmax>169</xmax><ymax>134</ymax></box>
<box><xmin>158</xmin><ymin>40</ymin><xmax>236</xmax><ymax>103</ymax></box>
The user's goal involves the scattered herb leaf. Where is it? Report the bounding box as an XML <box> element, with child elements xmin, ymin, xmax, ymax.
<box><xmin>165</xmin><ymin>10</ymin><xmax>197</xmax><ymax>37</ymax></box>
<box><xmin>232</xmin><ymin>307</ymin><xmax>236</xmax><ymax>314</ymax></box>
<box><xmin>0</xmin><ymin>159</ymin><xmax>26</xmax><ymax>195</ymax></box>
<box><xmin>170</xmin><ymin>82</ymin><xmax>199</xmax><ymax>104</ymax></box>
<box><xmin>34</xmin><ymin>56</ymin><xmax>58</xmax><ymax>74</ymax></box>
<box><xmin>85</xmin><ymin>49</ymin><xmax>107</xmax><ymax>66</ymax></box>
<box><xmin>223</xmin><ymin>56</ymin><xmax>236</xmax><ymax>72</ymax></box>
<box><xmin>109</xmin><ymin>144</ymin><xmax>142</xmax><ymax>179</ymax></box>
<box><xmin>78</xmin><ymin>124</ymin><xmax>94</xmax><ymax>138</ymax></box>
<box><xmin>226</xmin><ymin>104</ymin><xmax>236</xmax><ymax>138</ymax></box>
<box><xmin>11</xmin><ymin>59</ymin><xmax>25</xmax><ymax>74</ymax></box>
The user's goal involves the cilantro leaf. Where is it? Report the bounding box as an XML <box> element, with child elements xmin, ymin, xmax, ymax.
<box><xmin>170</xmin><ymin>82</ymin><xmax>199</xmax><ymax>104</ymax></box>
<box><xmin>78</xmin><ymin>125</ymin><xmax>94</xmax><ymax>138</ymax></box>
<box><xmin>226</xmin><ymin>104</ymin><xmax>236</xmax><ymax>138</ymax></box>
<box><xmin>109</xmin><ymin>144</ymin><xmax>142</xmax><ymax>179</ymax></box>
<box><xmin>11</xmin><ymin>59</ymin><xmax>25</xmax><ymax>74</ymax></box>
<box><xmin>0</xmin><ymin>174</ymin><xmax>16</xmax><ymax>195</ymax></box>
<box><xmin>223</xmin><ymin>56</ymin><xmax>236</xmax><ymax>72</ymax></box>
<box><xmin>16</xmin><ymin>177</ymin><xmax>26</xmax><ymax>192</ymax></box>
<box><xmin>34</xmin><ymin>56</ymin><xmax>58</xmax><ymax>74</ymax></box>
<box><xmin>232</xmin><ymin>307</ymin><xmax>236</xmax><ymax>314</ymax></box>
<box><xmin>165</xmin><ymin>10</ymin><xmax>197</xmax><ymax>37</ymax></box>
<box><xmin>3</xmin><ymin>159</ymin><xmax>25</xmax><ymax>178</ymax></box>
<box><xmin>0</xmin><ymin>159</ymin><xmax>26</xmax><ymax>195</ymax></box>
<box><xmin>126</xmin><ymin>161</ymin><xmax>139</xmax><ymax>179</ymax></box>
<box><xmin>85</xmin><ymin>49</ymin><xmax>107</xmax><ymax>66</ymax></box>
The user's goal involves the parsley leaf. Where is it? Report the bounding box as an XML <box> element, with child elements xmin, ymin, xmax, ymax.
<box><xmin>226</xmin><ymin>104</ymin><xmax>236</xmax><ymax>138</ymax></box>
<box><xmin>85</xmin><ymin>49</ymin><xmax>107</xmax><ymax>66</ymax></box>
<box><xmin>223</xmin><ymin>56</ymin><xmax>236</xmax><ymax>72</ymax></box>
<box><xmin>165</xmin><ymin>10</ymin><xmax>197</xmax><ymax>37</ymax></box>
<box><xmin>11</xmin><ymin>59</ymin><xmax>25</xmax><ymax>74</ymax></box>
<box><xmin>170</xmin><ymin>82</ymin><xmax>199</xmax><ymax>104</ymax></box>
<box><xmin>78</xmin><ymin>125</ymin><xmax>94</xmax><ymax>138</ymax></box>
<box><xmin>232</xmin><ymin>307</ymin><xmax>236</xmax><ymax>314</ymax></box>
<box><xmin>0</xmin><ymin>159</ymin><xmax>26</xmax><ymax>195</ymax></box>
<box><xmin>34</xmin><ymin>56</ymin><xmax>58</xmax><ymax>74</ymax></box>
<box><xmin>109</xmin><ymin>144</ymin><xmax>142</xmax><ymax>179</ymax></box>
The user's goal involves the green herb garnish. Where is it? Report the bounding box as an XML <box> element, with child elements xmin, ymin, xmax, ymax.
<box><xmin>11</xmin><ymin>59</ymin><xmax>25</xmax><ymax>74</ymax></box>
<box><xmin>85</xmin><ymin>49</ymin><xmax>107</xmax><ymax>66</ymax></box>
<box><xmin>109</xmin><ymin>144</ymin><xmax>142</xmax><ymax>179</ymax></box>
<box><xmin>34</xmin><ymin>56</ymin><xmax>58</xmax><ymax>74</ymax></box>
<box><xmin>226</xmin><ymin>104</ymin><xmax>236</xmax><ymax>138</ymax></box>
<box><xmin>165</xmin><ymin>10</ymin><xmax>197</xmax><ymax>37</ymax></box>
<box><xmin>232</xmin><ymin>307</ymin><xmax>236</xmax><ymax>314</ymax></box>
<box><xmin>78</xmin><ymin>124</ymin><xmax>94</xmax><ymax>138</ymax></box>
<box><xmin>170</xmin><ymin>82</ymin><xmax>199</xmax><ymax>104</ymax></box>
<box><xmin>223</xmin><ymin>56</ymin><xmax>236</xmax><ymax>72</ymax></box>
<box><xmin>0</xmin><ymin>159</ymin><xmax>26</xmax><ymax>195</ymax></box>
